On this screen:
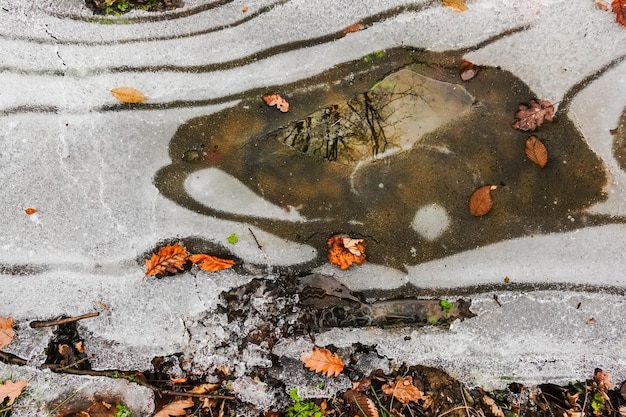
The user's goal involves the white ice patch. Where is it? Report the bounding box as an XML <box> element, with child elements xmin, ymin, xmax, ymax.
<box><xmin>410</xmin><ymin>203</ymin><xmax>450</xmax><ymax>241</ymax></box>
<box><xmin>184</xmin><ymin>168</ymin><xmax>307</xmax><ymax>222</ymax></box>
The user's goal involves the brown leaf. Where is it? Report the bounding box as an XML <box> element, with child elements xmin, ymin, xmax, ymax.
<box><xmin>327</xmin><ymin>235</ymin><xmax>366</xmax><ymax>270</ymax></box>
<box><xmin>482</xmin><ymin>395</ymin><xmax>505</xmax><ymax>417</ymax></box>
<box><xmin>169</xmin><ymin>376</ymin><xmax>187</xmax><ymax>384</ymax></box>
<box><xmin>153</xmin><ymin>398</ymin><xmax>194</xmax><ymax>417</ymax></box>
<box><xmin>24</xmin><ymin>208</ymin><xmax>37</xmax><ymax>215</ymax></box>
<box><xmin>188</xmin><ymin>254</ymin><xmax>235</xmax><ymax>272</ymax></box>
<box><xmin>0</xmin><ymin>316</ymin><xmax>15</xmax><ymax>349</ymax></box>
<box><xmin>469</xmin><ymin>185</ymin><xmax>497</xmax><ymax>216</ymax></box>
<box><xmin>0</xmin><ymin>380</ymin><xmax>28</xmax><ymax>406</ymax></box>
<box><xmin>144</xmin><ymin>243</ymin><xmax>188</xmax><ymax>276</ymax></box>
<box><xmin>594</xmin><ymin>368</ymin><xmax>614</xmax><ymax>391</ymax></box>
<box><xmin>110</xmin><ymin>87</ymin><xmax>147</xmax><ymax>104</ymax></box>
<box><xmin>613</xmin><ymin>0</ymin><xmax>626</xmax><ymax>26</ymax></box>
<box><xmin>343</xmin><ymin>22</ymin><xmax>363</xmax><ymax>34</ymax></box>
<box><xmin>302</xmin><ymin>347</ymin><xmax>344</xmax><ymax>377</ymax></box>
<box><xmin>344</xmin><ymin>390</ymin><xmax>379</xmax><ymax>417</ymax></box>
<box><xmin>187</xmin><ymin>383</ymin><xmax>219</xmax><ymax>394</ymax></box>
<box><xmin>512</xmin><ymin>99</ymin><xmax>555</xmax><ymax>131</ymax></box>
<box><xmin>242</xmin><ymin>6</ymin><xmax>248</xmax><ymax>12</ymax></box>
<box><xmin>525</xmin><ymin>135</ymin><xmax>548</xmax><ymax>168</ymax></box>
<box><xmin>596</xmin><ymin>0</ymin><xmax>610</xmax><ymax>11</ymax></box>
<box><xmin>263</xmin><ymin>94</ymin><xmax>289</xmax><ymax>112</ymax></box>
<box><xmin>381</xmin><ymin>376</ymin><xmax>424</xmax><ymax>404</ymax></box>
<box><xmin>443</xmin><ymin>0</ymin><xmax>469</xmax><ymax>12</ymax></box>
<box><xmin>459</xmin><ymin>60</ymin><xmax>477</xmax><ymax>81</ymax></box>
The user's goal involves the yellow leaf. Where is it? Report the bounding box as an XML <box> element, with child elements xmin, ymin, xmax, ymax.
<box><xmin>302</xmin><ymin>347</ymin><xmax>344</xmax><ymax>377</ymax></box>
<box><xmin>0</xmin><ymin>380</ymin><xmax>28</xmax><ymax>406</ymax></box>
<box><xmin>188</xmin><ymin>254</ymin><xmax>235</xmax><ymax>272</ymax></box>
<box><xmin>443</xmin><ymin>0</ymin><xmax>468</xmax><ymax>12</ymax></box>
<box><xmin>153</xmin><ymin>398</ymin><xmax>194</xmax><ymax>417</ymax></box>
<box><xmin>144</xmin><ymin>243</ymin><xmax>188</xmax><ymax>276</ymax></box>
<box><xmin>0</xmin><ymin>316</ymin><xmax>15</xmax><ymax>349</ymax></box>
<box><xmin>110</xmin><ymin>87</ymin><xmax>147</xmax><ymax>104</ymax></box>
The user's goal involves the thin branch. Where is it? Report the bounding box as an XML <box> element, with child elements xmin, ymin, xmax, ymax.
<box><xmin>30</xmin><ymin>311</ymin><xmax>99</xmax><ymax>328</ymax></box>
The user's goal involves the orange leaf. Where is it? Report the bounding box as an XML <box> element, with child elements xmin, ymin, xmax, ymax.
<box><xmin>0</xmin><ymin>316</ymin><xmax>15</xmax><ymax>349</ymax></box>
<box><xmin>327</xmin><ymin>235</ymin><xmax>366</xmax><ymax>270</ymax></box>
<box><xmin>24</xmin><ymin>208</ymin><xmax>37</xmax><ymax>215</ymax></box>
<box><xmin>0</xmin><ymin>380</ymin><xmax>28</xmax><ymax>406</ymax></box>
<box><xmin>469</xmin><ymin>185</ymin><xmax>497</xmax><ymax>217</ymax></box>
<box><xmin>459</xmin><ymin>60</ymin><xmax>477</xmax><ymax>81</ymax></box>
<box><xmin>302</xmin><ymin>347</ymin><xmax>344</xmax><ymax>377</ymax></box>
<box><xmin>443</xmin><ymin>0</ymin><xmax>468</xmax><ymax>12</ymax></box>
<box><xmin>263</xmin><ymin>94</ymin><xmax>289</xmax><ymax>112</ymax></box>
<box><xmin>381</xmin><ymin>376</ymin><xmax>424</xmax><ymax>404</ymax></box>
<box><xmin>242</xmin><ymin>6</ymin><xmax>248</xmax><ymax>12</ymax></box>
<box><xmin>169</xmin><ymin>376</ymin><xmax>187</xmax><ymax>384</ymax></box>
<box><xmin>110</xmin><ymin>87</ymin><xmax>147</xmax><ymax>104</ymax></box>
<box><xmin>525</xmin><ymin>135</ymin><xmax>548</xmax><ymax>168</ymax></box>
<box><xmin>343</xmin><ymin>22</ymin><xmax>363</xmax><ymax>34</ymax></box>
<box><xmin>189</xmin><ymin>254</ymin><xmax>235</xmax><ymax>272</ymax></box>
<box><xmin>153</xmin><ymin>398</ymin><xmax>194</xmax><ymax>417</ymax></box>
<box><xmin>144</xmin><ymin>243</ymin><xmax>188</xmax><ymax>276</ymax></box>
<box><xmin>613</xmin><ymin>0</ymin><xmax>626</xmax><ymax>26</ymax></box>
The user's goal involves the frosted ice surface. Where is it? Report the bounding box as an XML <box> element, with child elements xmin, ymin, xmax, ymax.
<box><xmin>410</xmin><ymin>203</ymin><xmax>451</xmax><ymax>241</ymax></box>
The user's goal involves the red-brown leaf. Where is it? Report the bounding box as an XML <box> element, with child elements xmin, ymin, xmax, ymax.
<box><xmin>459</xmin><ymin>60</ymin><xmax>477</xmax><ymax>81</ymax></box>
<box><xmin>343</xmin><ymin>22</ymin><xmax>363</xmax><ymax>34</ymax></box>
<box><xmin>188</xmin><ymin>254</ymin><xmax>235</xmax><ymax>272</ymax></box>
<box><xmin>302</xmin><ymin>347</ymin><xmax>344</xmax><ymax>377</ymax></box>
<box><xmin>24</xmin><ymin>208</ymin><xmax>37</xmax><ymax>215</ymax></box>
<box><xmin>613</xmin><ymin>0</ymin><xmax>626</xmax><ymax>26</ymax></box>
<box><xmin>144</xmin><ymin>243</ymin><xmax>188</xmax><ymax>276</ymax></box>
<box><xmin>344</xmin><ymin>390</ymin><xmax>379</xmax><ymax>417</ymax></box>
<box><xmin>525</xmin><ymin>135</ymin><xmax>548</xmax><ymax>168</ymax></box>
<box><xmin>512</xmin><ymin>99</ymin><xmax>555</xmax><ymax>131</ymax></box>
<box><xmin>469</xmin><ymin>185</ymin><xmax>497</xmax><ymax>216</ymax></box>
<box><xmin>381</xmin><ymin>376</ymin><xmax>424</xmax><ymax>404</ymax></box>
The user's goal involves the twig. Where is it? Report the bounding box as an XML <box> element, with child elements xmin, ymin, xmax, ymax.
<box><xmin>30</xmin><ymin>311</ymin><xmax>99</xmax><ymax>328</ymax></box>
<box><xmin>0</xmin><ymin>350</ymin><xmax>28</xmax><ymax>365</ymax></box>
<box><xmin>248</xmin><ymin>227</ymin><xmax>263</xmax><ymax>251</ymax></box>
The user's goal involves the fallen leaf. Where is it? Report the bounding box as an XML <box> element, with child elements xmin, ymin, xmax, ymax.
<box><xmin>469</xmin><ymin>185</ymin><xmax>497</xmax><ymax>216</ymax></box>
<box><xmin>613</xmin><ymin>0</ymin><xmax>626</xmax><ymax>26</ymax></box>
<box><xmin>110</xmin><ymin>87</ymin><xmax>147</xmax><ymax>104</ymax></box>
<box><xmin>343</xmin><ymin>22</ymin><xmax>363</xmax><ymax>34</ymax></box>
<box><xmin>459</xmin><ymin>60</ymin><xmax>477</xmax><ymax>81</ymax></box>
<box><xmin>594</xmin><ymin>369</ymin><xmax>614</xmax><ymax>391</ymax></box>
<box><xmin>596</xmin><ymin>0</ymin><xmax>610</xmax><ymax>11</ymax></box>
<box><xmin>381</xmin><ymin>376</ymin><xmax>424</xmax><ymax>404</ymax></box>
<box><xmin>482</xmin><ymin>395</ymin><xmax>505</xmax><ymax>417</ymax></box>
<box><xmin>242</xmin><ymin>6</ymin><xmax>248</xmax><ymax>12</ymax></box>
<box><xmin>327</xmin><ymin>235</ymin><xmax>366</xmax><ymax>270</ymax></box>
<box><xmin>525</xmin><ymin>135</ymin><xmax>548</xmax><ymax>168</ymax></box>
<box><xmin>188</xmin><ymin>254</ymin><xmax>235</xmax><ymax>272</ymax></box>
<box><xmin>153</xmin><ymin>398</ymin><xmax>194</xmax><ymax>417</ymax></box>
<box><xmin>144</xmin><ymin>242</ymin><xmax>188</xmax><ymax>276</ymax></box>
<box><xmin>0</xmin><ymin>380</ymin><xmax>28</xmax><ymax>406</ymax></box>
<box><xmin>187</xmin><ymin>383</ymin><xmax>219</xmax><ymax>394</ymax></box>
<box><xmin>24</xmin><ymin>208</ymin><xmax>37</xmax><ymax>215</ymax></box>
<box><xmin>443</xmin><ymin>0</ymin><xmax>469</xmax><ymax>12</ymax></box>
<box><xmin>169</xmin><ymin>376</ymin><xmax>187</xmax><ymax>384</ymax></box>
<box><xmin>0</xmin><ymin>316</ymin><xmax>15</xmax><ymax>349</ymax></box>
<box><xmin>344</xmin><ymin>390</ymin><xmax>379</xmax><ymax>417</ymax></box>
<box><xmin>302</xmin><ymin>347</ymin><xmax>344</xmax><ymax>377</ymax></box>
<box><xmin>512</xmin><ymin>99</ymin><xmax>555</xmax><ymax>131</ymax></box>
<box><xmin>263</xmin><ymin>94</ymin><xmax>289</xmax><ymax>112</ymax></box>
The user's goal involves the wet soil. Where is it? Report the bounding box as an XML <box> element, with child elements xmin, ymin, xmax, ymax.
<box><xmin>155</xmin><ymin>46</ymin><xmax>611</xmax><ymax>272</ymax></box>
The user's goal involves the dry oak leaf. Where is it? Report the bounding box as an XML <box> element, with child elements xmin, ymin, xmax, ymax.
<box><xmin>0</xmin><ymin>316</ymin><xmax>15</xmax><ymax>349</ymax></box>
<box><xmin>327</xmin><ymin>235</ymin><xmax>366</xmax><ymax>270</ymax></box>
<box><xmin>302</xmin><ymin>347</ymin><xmax>344</xmax><ymax>377</ymax></box>
<box><xmin>188</xmin><ymin>254</ymin><xmax>235</xmax><ymax>272</ymax></box>
<box><xmin>469</xmin><ymin>185</ymin><xmax>497</xmax><ymax>216</ymax></box>
<box><xmin>443</xmin><ymin>0</ymin><xmax>469</xmax><ymax>12</ymax></box>
<box><xmin>153</xmin><ymin>398</ymin><xmax>194</xmax><ymax>417</ymax></box>
<box><xmin>512</xmin><ymin>99</ymin><xmax>555</xmax><ymax>131</ymax></box>
<box><xmin>459</xmin><ymin>60</ymin><xmax>477</xmax><ymax>81</ymax></box>
<box><xmin>0</xmin><ymin>380</ymin><xmax>28</xmax><ymax>406</ymax></box>
<box><xmin>24</xmin><ymin>208</ymin><xmax>37</xmax><ymax>215</ymax></box>
<box><xmin>145</xmin><ymin>242</ymin><xmax>188</xmax><ymax>276</ymax></box>
<box><xmin>344</xmin><ymin>390</ymin><xmax>379</xmax><ymax>417</ymax></box>
<box><xmin>263</xmin><ymin>94</ymin><xmax>289</xmax><ymax>112</ymax></box>
<box><xmin>525</xmin><ymin>135</ymin><xmax>548</xmax><ymax>168</ymax></box>
<box><xmin>613</xmin><ymin>0</ymin><xmax>626</xmax><ymax>26</ymax></box>
<box><xmin>110</xmin><ymin>87</ymin><xmax>147</xmax><ymax>104</ymax></box>
<box><xmin>381</xmin><ymin>376</ymin><xmax>424</xmax><ymax>404</ymax></box>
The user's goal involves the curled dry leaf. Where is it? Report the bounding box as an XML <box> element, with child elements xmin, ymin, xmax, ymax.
<box><xmin>263</xmin><ymin>94</ymin><xmax>289</xmax><ymax>112</ymax></box>
<box><xmin>525</xmin><ymin>135</ymin><xmax>548</xmax><ymax>168</ymax></box>
<box><xmin>0</xmin><ymin>380</ymin><xmax>28</xmax><ymax>406</ymax></box>
<box><xmin>188</xmin><ymin>254</ymin><xmax>235</xmax><ymax>272</ymax></box>
<box><xmin>153</xmin><ymin>398</ymin><xmax>195</xmax><ymax>417</ymax></box>
<box><xmin>512</xmin><ymin>99</ymin><xmax>555</xmax><ymax>131</ymax></box>
<box><xmin>482</xmin><ymin>395</ymin><xmax>505</xmax><ymax>417</ymax></box>
<box><xmin>0</xmin><ymin>316</ymin><xmax>15</xmax><ymax>349</ymax></box>
<box><xmin>382</xmin><ymin>376</ymin><xmax>424</xmax><ymax>404</ymax></box>
<box><xmin>469</xmin><ymin>185</ymin><xmax>497</xmax><ymax>217</ymax></box>
<box><xmin>24</xmin><ymin>208</ymin><xmax>37</xmax><ymax>215</ymax></box>
<box><xmin>613</xmin><ymin>0</ymin><xmax>626</xmax><ymax>26</ymax></box>
<box><xmin>596</xmin><ymin>0</ymin><xmax>610</xmax><ymax>11</ymax></box>
<box><xmin>459</xmin><ymin>60</ymin><xmax>477</xmax><ymax>81</ymax></box>
<box><xmin>144</xmin><ymin>242</ymin><xmax>188</xmax><ymax>276</ymax></box>
<box><xmin>594</xmin><ymin>368</ymin><xmax>614</xmax><ymax>391</ymax></box>
<box><xmin>187</xmin><ymin>383</ymin><xmax>219</xmax><ymax>394</ymax></box>
<box><xmin>327</xmin><ymin>235</ymin><xmax>366</xmax><ymax>270</ymax></box>
<box><xmin>302</xmin><ymin>347</ymin><xmax>344</xmax><ymax>377</ymax></box>
<box><xmin>110</xmin><ymin>87</ymin><xmax>147</xmax><ymax>104</ymax></box>
<box><xmin>443</xmin><ymin>0</ymin><xmax>469</xmax><ymax>12</ymax></box>
<box><xmin>344</xmin><ymin>390</ymin><xmax>379</xmax><ymax>417</ymax></box>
